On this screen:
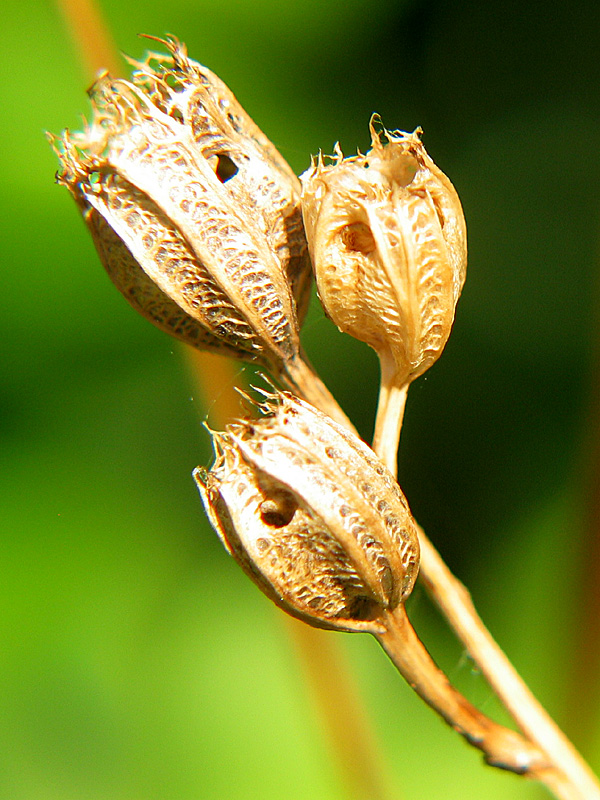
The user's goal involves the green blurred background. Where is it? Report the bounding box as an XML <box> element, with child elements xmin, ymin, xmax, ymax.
<box><xmin>3</xmin><ymin>0</ymin><xmax>600</xmax><ymax>797</ymax></box>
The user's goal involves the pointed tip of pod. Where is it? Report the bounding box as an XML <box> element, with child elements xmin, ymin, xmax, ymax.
<box><xmin>133</xmin><ymin>33</ymin><xmax>189</xmax><ymax>73</ymax></box>
<box><xmin>192</xmin><ymin>465</ymin><xmax>209</xmax><ymax>487</ymax></box>
<box><xmin>367</xmin><ymin>116</ymin><xmax>428</xmax><ymax>174</ymax></box>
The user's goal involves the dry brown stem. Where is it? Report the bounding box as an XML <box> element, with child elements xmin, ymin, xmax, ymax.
<box><xmin>415</xmin><ymin>529</ymin><xmax>600</xmax><ymax>799</ymax></box>
<box><xmin>377</xmin><ymin>606</ymin><xmax>544</xmax><ymax>773</ymax></box>
<box><xmin>371</xmin><ymin>389</ymin><xmax>600</xmax><ymax>799</ymax></box>
<box><xmin>376</xmin><ymin>606</ymin><xmax>595</xmax><ymax>800</ymax></box>
<box><xmin>279</xmin><ymin>348</ymin><xmax>600</xmax><ymax>796</ymax></box>
<box><xmin>372</xmin><ymin>357</ymin><xmax>408</xmax><ymax>470</ymax></box>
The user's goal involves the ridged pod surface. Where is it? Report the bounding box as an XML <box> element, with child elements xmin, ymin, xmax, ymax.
<box><xmin>51</xmin><ymin>37</ymin><xmax>311</xmax><ymax>370</ymax></box>
<box><xmin>301</xmin><ymin>121</ymin><xmax>467</xmax><ymax>387</ymax></box>
<box><xmin>196</xmin><ymin>392</ymin><xmax>420</xmax><ymax>633</ymax></box>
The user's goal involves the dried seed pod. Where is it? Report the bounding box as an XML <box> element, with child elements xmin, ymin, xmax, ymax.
<box><xmin>195</xmin><ymin>392</ymin><xmax>420</xmax><ymax>633</ymax></box>
<box><xmin>301</xmin><ymin>121</ymin><xmax>467</xmax><ymax>388</ymax></box>
<box><xmin>131</xmin><ymin>37</ymin><xmax>313</xmax><ymax>323</ymax></box>
<box><xmin>51</xmin><ymin>36</ymin><xmax>311</xmax><ymax>372</ymax></box>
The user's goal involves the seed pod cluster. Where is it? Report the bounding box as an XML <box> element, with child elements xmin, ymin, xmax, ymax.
<box><xmin>195</xmin><ymin>392</ymin><xmax>420</xmax><ymax>632</ymax></box>
<box><xmin>52</xmin><ymin>36</ymin><xmax>311</xmax><ymax>371</ymax></box>
<box><xmin>301</xmin><ymin>121</ymin><xmax>467</xmax><ymax>389</ymax></box>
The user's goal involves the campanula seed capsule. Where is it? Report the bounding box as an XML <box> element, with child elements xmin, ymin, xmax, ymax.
<box><xmin>195</xmin><ymin>392</ymin><xmax>420</xmax><ymax>633</ymax></box>
<box><xmin>51</xmin><ymin>37</ymin><xmax>312</xmax><ymax>372</ymax></box>
<box><xmin>301</xmin><ymin>121</ymin><xmax>467</xmax><ymax>390</ymax></box>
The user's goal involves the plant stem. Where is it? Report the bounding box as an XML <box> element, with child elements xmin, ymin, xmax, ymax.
<box><xmin>377</xmin><ymin>607</ymin><xmax>542</xmax><ymax>771</ymax></box>
<box><xmin>286</xmin><ymin>356</ymin><xmax>600</xmax><ymax>795</ymax></box>
<box><xmin>184</xmin><ymin>349</ymin><xmax>247</xmax><ymax>425</ymax></box>
<box><xmin>55</xmin><ymin>0</ymin><xmax>122</xmax><ymax>79</ymax></box>
<box><xmin>372</xmin><ymin>383</ymin><xmax>600</xmax><ymax>800</ymax></box>
<box><xmin>376</xmin><ymin>606</ymin><xmax>589</xmax><ymax>800</ymax></box>
<box><xmin>372</xmin><ymin>357</ymin><xmax>408</xmax><ymax>473</ymax></box>
<box><xmin>563</xmin><ymin>290</ymin><xmax>600</xmax><ymax>746</ymax></box>
<box><xmin>415</xmin><ymin>528</ymin><xmax>600</xmax><ymax>800</ymax></box>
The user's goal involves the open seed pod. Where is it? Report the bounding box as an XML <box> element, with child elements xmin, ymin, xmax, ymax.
<box><xmin>51</xmin><ymin>36</ymin><xmax>311</xmax><ymax>371</ymax></box>
<box><xmin>301</xmin><ymin>120</ymin><xmax>467</xmax><ymax>389</ymax></box>
<box><xmin>195</xmin><ymin>391</ymin><xmax>420</xmax><ymax>633</ymax></box>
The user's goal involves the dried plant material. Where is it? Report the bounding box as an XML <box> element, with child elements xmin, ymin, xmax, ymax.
<box><xmin>301</xmin><ymin>121</ymin><xmax>467</xmax><ymax>462</ymax></box>
<box><xmin>196</xmin><ymin>391</ymin><xmax>554</xmax><ymax>778</ymax></box>
<box><xmin>52</xmin><ymin>27</ymin><xmax>600</xmax><ymax>793</ymax></box>
<box><xmin>51</xmin><ymin>36</ymin><xmax>311</xmax><ymax>371</ymax></box>
<box><xmin>301</xmin><ymin>120</ymin><xmax>466</xmax><ymax>387</ymax></box>
<box><xmin>195</xmin><ymin>391</ymin><xmax>420</xmax><ymax>632</ymax></box>
<box><xmin>129</xmin><ymin>37</ymin><xmax>313</xmax><ymax>324</ymax></box>
<box><xmin>50</xmin><ymin>36</ymin><xmax>355</xmax><ymax>428</ymax></box>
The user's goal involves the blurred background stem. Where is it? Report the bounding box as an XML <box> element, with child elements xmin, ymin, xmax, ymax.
<box><xmin>55</xmin><ymin>0</ymin><xmax>122</xmax><ymax>79</ymax></box>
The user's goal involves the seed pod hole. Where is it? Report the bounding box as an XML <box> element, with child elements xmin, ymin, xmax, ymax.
<box><xmin>215</xmin><ymin>153</ymin><xmax>239</xmax><ymax>183</ymax></box>
<box><xmin>259</xmin><ymin>490</ymin><xmax>297</xmax><ymax>527</ymax></box>
<box><xmin>341</xmin><ymin>222</ymin><xmax>376</xmax><ymax>254</ymax></box>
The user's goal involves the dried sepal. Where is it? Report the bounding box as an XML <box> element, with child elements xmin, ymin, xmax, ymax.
<box><xmin>301</xmin><ymin>120</ymin><xmax>467</xmax><ymax>388</ymax></box>
<box><xmin>52</xmin><ymin>37</ymin><xmax>311</xmax><ymax>372</ymax></box>
<box><xmin>195</xmin><ymin>392</ymin><xmax>420</xmax><ymax>633</ymax></box>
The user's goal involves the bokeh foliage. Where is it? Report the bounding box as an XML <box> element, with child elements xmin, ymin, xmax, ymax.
<box><xmin>2</xmin><ymin>0</ymin><xmax>600</xmax><ymax>797</ymax></box>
